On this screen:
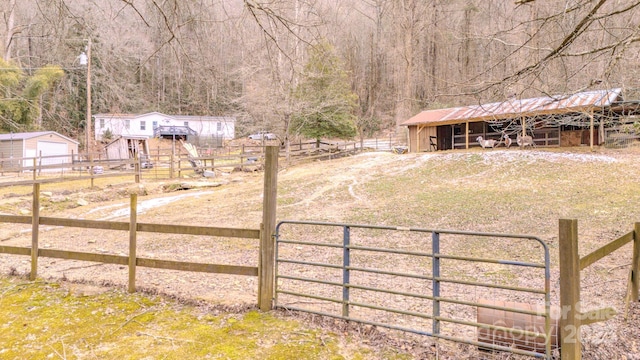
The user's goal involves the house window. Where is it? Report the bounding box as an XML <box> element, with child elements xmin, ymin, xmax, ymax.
<box><xmin>217</xmin><ymin>122</ymin><xmax>222</xmax><ymax>131</ymax></box>
<box><xmin>100</xmin><ymin>119</ymin><xmax>105</xmax><ymax>129</ymax></box>
<box><xmin>125</xmin><ymin>120</ymin><xmax>130</xmax><ymax>130</ymax></box>
<box><xmin>152</xmin><ymin>121</ymin><xmax>158</xmax><ymax>129</ymax></box>
<box><xmin>140</xmin><ymin>121</ymin><xmax>146</xmax><ymax>131</ymax></box>
<box><xmin>184</xmin><ymin>121</ymin><xmax>189</xmax><ymax>127</ymax></box>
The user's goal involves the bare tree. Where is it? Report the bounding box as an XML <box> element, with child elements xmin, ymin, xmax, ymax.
<box><xmin>3</xmin><ymin>0</ymin><xmax>640</xmax><ymax>142</ymax></box>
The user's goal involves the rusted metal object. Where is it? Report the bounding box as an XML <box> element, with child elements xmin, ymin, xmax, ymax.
<box><xmin>402</xmin><ymin>88</ymin><xmax>622</xmax><ymax>126</ymax></box>
<box><xmin>477</xmin><ymin>299</ymin><xmax>560</xmax><ymax>354</ymax></box>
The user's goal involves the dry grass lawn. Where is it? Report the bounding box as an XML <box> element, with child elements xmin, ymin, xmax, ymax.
<box><xmin>1</xmin><ymin>146</ymin><xmax>640</xmax><ymax>359</ymax></box>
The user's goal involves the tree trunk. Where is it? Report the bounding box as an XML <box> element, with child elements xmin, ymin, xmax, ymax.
<box><xmin>3</xmin><ymin>0</ymin><xmax>16</xmax><ymax>61</ymax></box>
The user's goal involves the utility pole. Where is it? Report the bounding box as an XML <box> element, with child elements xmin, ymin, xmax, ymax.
<box><xmin>86</xmin><ymin>38</ymin><xmax>92</xmax><ymax>158</ymax></box>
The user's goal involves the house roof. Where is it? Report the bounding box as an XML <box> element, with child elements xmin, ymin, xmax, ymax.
<box><xmin>0</xmin><ymin>131</ymin><xmax>79</xmax><ymax>144</ymax></box>
<box><xmin>401</xmin><ymin>88</ymin><xmax>623</xmax><ymax>127</ymax></box>
<box><xmin>93</xmin><ymin>112</ymin><xmax>235</xmax><ymax>122</ymax></box>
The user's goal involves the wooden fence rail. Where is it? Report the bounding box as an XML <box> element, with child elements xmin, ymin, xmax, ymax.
<box><xmin>0</xmin><ymin>184</ymin><xmax>261</xmax><ymax>287</ymax></box>
<box><xmin>558</xmin><ymin>219</ymin><xmax>640</xmax><ymax>360</ymax></box>
<box><xmin>0</xmin><ymin>153</ymin><xmax>139</xmax><ymax>188</ymax></box>
<box><xmin>0</xmin><ymin>146</ymin><xmax>280</xmax><ymax>309</ymax></box>
<box><xmin>0</xmin><ymin>139</ymin><xmax>368</xmax><ymax>186</ymax></box>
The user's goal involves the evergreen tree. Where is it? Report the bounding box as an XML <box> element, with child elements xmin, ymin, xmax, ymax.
<box><xmin>291</xmin><ymin>41</ymin><xmax>357</xmax><ymax>142</ymax></box>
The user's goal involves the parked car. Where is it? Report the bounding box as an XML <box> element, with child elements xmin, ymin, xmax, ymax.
<box><xmin>248</xmin><ymin>132</ymin><xmax>277</xmax><ymax>140</ymax></box>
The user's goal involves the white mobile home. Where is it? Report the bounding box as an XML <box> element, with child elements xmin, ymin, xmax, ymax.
<box><xmin>93</xmin><ymin>112</ymin><xmax>235</xmax><ymax>142</ymax></box>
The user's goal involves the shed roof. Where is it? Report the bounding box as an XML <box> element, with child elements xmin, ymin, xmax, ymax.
<box><xmin>105</xmin><ymin>135</ymin><xmax>149</xmax><ymax>147</ymax></box>
<box><xmin>0</xmin><ymin>131</ymin><xmax>79</xmax><ymax>144</ymax></box>
<box><xmin>402</xmin><ymin>88</ymin><xmax>623</xmax><ymax>127</ymax></box>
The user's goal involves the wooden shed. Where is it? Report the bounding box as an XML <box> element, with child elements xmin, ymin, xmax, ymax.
<box><xmin>104</xmin><ymin>136</ymin><xmax>151</xmax><ymax>166</ymax></box>
<box><xmin>0</xmin><ymin>131</ymin><xmax>79</xmax><ymax>169</ymax></box>
<box><xmin>401</xmin><ymin>88</ymin><xmax>628</xmax><ymax>152</ymax></box>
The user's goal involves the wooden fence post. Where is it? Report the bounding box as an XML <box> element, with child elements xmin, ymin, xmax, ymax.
<box><xmin>32</xmin><ymin>158</ymin><xmax>37</xmax><ymax>181</ymax></box>
<box><xmin>258</xmin><ymin>146</ymin><xmax>278</xmax><ymax>311</ymax></box>
<box><xmin>134</xmin><ymin>156</ymin><xmax>140</xmax><ymax>183</ymax></box>
<box><xmin>38</xmin><ymin>151</ymin><xmax>42</xmax><ymax>176</ymax></box>
<box><xmin>170</xmin><ymin>152</ymin><xmax>174</xmax><ymax>179</ymax></box>
<box><xmin>89</xmin><ymin>155</ymin><xmax>94</xmax><ymax>188</ymax></box>
<box><xmin>559</xmin><ymin>219</ymin><xmax>582</xmax><ymax>360</ymax></box>
<box><xmin>128</xmin><ymin>193</ymin><xmax>137</xmax><ymax>293</ymax></box>
<box><xmin>632</xmin><ymin>222</ymin><xmax>640</xmax><ymax>302</ymax></box>
<box><xmin>30</xmin><ymin>183</ymin><xmax>40</xmax><ymax>281</ymax></box>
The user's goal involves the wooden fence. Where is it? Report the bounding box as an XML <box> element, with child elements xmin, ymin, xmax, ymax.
<box><xmin>0</xmin><ymin>150</ymin><xmax>261</xmax><ymax>185</ymax></box>
<box><xmin>0</xmin><ymin>146</ymin><xmax>280</xmax><ymax>311</ymax></box>
<box><xmin>0</xmin><ymin>153</ymin><xmax>139</xmax><ymax>187</ymax></box>
<box><xmin>143</xmin><ymin>141</ymin><xmax>362</xmax><ymax>177</ymax></box>
<box><xmin>558</xmin><ymin>219</ymin><xmax>640</xmax><ymax>359</ymax></box>
<box><xmin>0</xmin><ymin>136</ymin><xmax>395</xmax><ymax>186</ymax></box>
<box><xmin>282</xmin><ymin>140</ymin><xmax>360</xmax><ymax>165</ymax></box>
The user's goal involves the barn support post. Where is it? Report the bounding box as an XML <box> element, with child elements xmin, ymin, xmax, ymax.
<box><xmin>128</xmin><ymin>194</ymin><xmax>137</xmax><ymax>293</ymax></box>
<box><xmin>465</xmin><ymin>122</ymin><xmax>470</xmax><ymax>149</ymax></box>
<box><xmin>30</xmin><ymin>183</ymin><xmax>40</xmax><ymax>281</ymax></box>
<box><xmin>450</xmin><ymin>125</ymin><xmax>455</xmax><ymax>150</ymax></box>
<box><xmin>258</xmin><ymin>146</ymin><xmax>278</xmax><ymax>311</ymax></box>
<box><xmin>589</xmin><ymin>111</ymin><xmax>595</xmax><ymax>151</ymax></box>
<box><xmin>559</xmin><ymin>219</ymin><xmax>582</xmax><ymax>360</ymax></box>
<box><xmin>632</xmin><ymin>222</ymin><xmax>640</xmax><ymax>302</ymax></box>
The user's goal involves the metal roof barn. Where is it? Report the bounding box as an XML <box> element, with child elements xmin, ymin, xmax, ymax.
<box><xmin>402</xmin><ymin>88</ymin><xmax>623</xmax><ymax>127</ymax></box>
<box><xmin>400</xmin><ymin>88</ymin><xmax>630</xmax><ymax>152</ymax></box>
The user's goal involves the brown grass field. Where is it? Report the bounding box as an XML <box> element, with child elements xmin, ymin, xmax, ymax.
<box><xmin>1</xmin><ymin>146</ymin><xmax>640</xmax><ymax>359</ymax></box>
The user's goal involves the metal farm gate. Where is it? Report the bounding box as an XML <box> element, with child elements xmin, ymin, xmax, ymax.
<box><xmin>274</xmin><ymin>221</ymin><xmax>553</xmax><ymax>359</ymax></box>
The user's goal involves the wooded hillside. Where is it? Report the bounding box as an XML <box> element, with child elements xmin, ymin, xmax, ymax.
<box><xmin>2</xmin><ymin>0</ymin><xmax>640</xmax><ymax>145</ymax></box>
